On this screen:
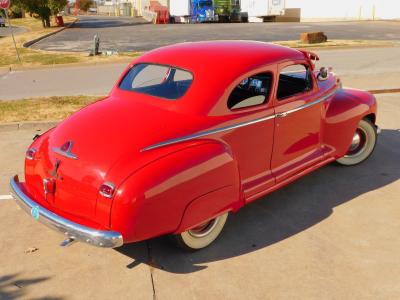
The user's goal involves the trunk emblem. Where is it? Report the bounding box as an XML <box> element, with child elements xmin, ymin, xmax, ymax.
<box><xmin>52</xmin><ymin>141</ymin><xmax>78</xmax><ymax>160</ymax></box>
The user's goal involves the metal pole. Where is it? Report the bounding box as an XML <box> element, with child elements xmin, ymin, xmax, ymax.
<box><xmin>4</xmin><ymin>9</ymin><xmax>21</xmax><ymax>64</ymax></box>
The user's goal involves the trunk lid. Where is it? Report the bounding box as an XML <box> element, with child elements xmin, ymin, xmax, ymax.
<box><xmin>27</xmin><ymin>95</ymin><xmax>206</xmax><ymax>223</ymax></box>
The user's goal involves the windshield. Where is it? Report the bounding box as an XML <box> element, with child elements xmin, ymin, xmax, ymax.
<box><xmin>119</xmin><ymin>64</ymin><xmax>193</xmax><ymax>100</ymax></box>
<box><xmin>199</xmin><ymin>0</ymin><xmax>213</xmax><ymax>7</ymax></box>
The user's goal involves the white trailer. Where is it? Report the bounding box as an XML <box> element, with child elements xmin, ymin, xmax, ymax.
<box><xmin>241</xmin><ymin>0</ymin><xmax>285</xmax><ymax>20</ymax></box>
<box><xmin>169</xmin><ymin>0</ymin><xmax>191</xmax><ymax>22</ymax></box>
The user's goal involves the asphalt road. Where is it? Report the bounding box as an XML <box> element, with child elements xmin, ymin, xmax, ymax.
<box><xmin>1</xmin><ymin>47</ymin><xmax>400</xmax><ymax>100</ymax></box>
<box><xmin>31</xmin><ymin>15</ymin><xmax>400</xmax><ymax>52</ymax></box>
<box><xmin>0</xmin><ymin>93</ymin><xmax>399</xmax><ymax>299</ymax></box>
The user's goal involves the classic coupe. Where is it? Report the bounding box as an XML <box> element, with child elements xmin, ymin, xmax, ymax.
<box><xmin>10</xmin><ymin>41</ymin><xmax>379</xmax><ymax>250</ymax></box>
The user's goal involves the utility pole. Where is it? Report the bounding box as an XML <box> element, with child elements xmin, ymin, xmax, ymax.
<box><xmin>1</xmin><ymin>0</ymin><xmax>22</xmax><ymax>64</ymax></box>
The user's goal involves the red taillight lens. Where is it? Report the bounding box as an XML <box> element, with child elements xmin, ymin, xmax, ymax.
<box><xmin>99</xmin><ymin>182</ymin><xmax>115</xmax><ymax>199</ymax></box>
<box><xmin>26</xmin><ymin>148</ymin><xmax>37</xmax><ymax>160</ymax></box>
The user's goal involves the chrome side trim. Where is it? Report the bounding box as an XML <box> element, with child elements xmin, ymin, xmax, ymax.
<box><xmin>52</xmin><ymin>147</ymin><xmax>78</xmax><ymax>160</ymax></box>
<box><xmin>10</xmin><ymin>175</ymin><xmax>123</xmax><ymax>248</ymax></box>
<box><xmin>281</xmin><ymin>90</ymin><xmax>336</xmax><ymax>116</ymax></box>
<box><xmin>142</xmin><ymin>114</ymin><xmax>276</xmax><ymax>151</ymax></box>
<box><xmin>142</xmin><ymin>90</ymin><xmax>336</xmax><ymax>152</ymax></box>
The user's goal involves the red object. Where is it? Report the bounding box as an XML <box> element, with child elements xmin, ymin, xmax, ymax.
<box><xmin>155</xmin><ymin>9</ymin><xmax>169</xmax><ymax>24</ymax></box>
<box><xmin>15</xmin><ymin>41</ymin><xmax>377</xmax><ymax>246</ymax></box>
<box><xmin>55</xmin><ymin>15</ymin><xmax>64</xmax><ymax>27</ymax></box>
<box><xmin>0</xmin><ymin>0</ymin><xmax>10</xmax><ymax>10</ymax></box>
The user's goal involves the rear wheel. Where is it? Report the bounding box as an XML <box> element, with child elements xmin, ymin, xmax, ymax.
<box><xmin>174</xmin><ymin>212</ymin><xmax>228</xmax><ymax>251</ymax></box>
<box><xmin>336</xmin><ymin>119</ymin><xmax>377</xmax><ymax>166</ymax></box>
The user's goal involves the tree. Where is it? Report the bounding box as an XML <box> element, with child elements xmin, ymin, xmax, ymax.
<box><xmin>78</xmin><ymin>0</ymin><xmax>93</xmax><ymax>12</ymax></box>
<box><xmin>17</xmin><ymin>0</ymin><xmax>67</xmax><ymax>27</ymax></box>
<box><xmin>49</xmin><ymin>0</ymin><xmax>67</xmax><ymax>15</ymax></box>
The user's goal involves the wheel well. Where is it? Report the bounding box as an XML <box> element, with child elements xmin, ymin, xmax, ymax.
<box><xmin>364</xmin><ymin>113</ymin><xmax>376</xmax><ymax>124</ymax></box>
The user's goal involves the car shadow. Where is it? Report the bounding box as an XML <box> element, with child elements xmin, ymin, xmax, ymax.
<box><xmin>0</xmin><ymin>273</ymin><xmax>61</xmax><ymax>300</ymax></box>
<box><xmin>116</xmin><ymin>129</ymin><xmax>400</xmax><ymax>274</ymax></box>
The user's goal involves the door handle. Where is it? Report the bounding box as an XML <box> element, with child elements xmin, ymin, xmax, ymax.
<box><xmin>276</xmin><ymin>112</ymin><xmax>288</xmax><ymax>118</ymax></box>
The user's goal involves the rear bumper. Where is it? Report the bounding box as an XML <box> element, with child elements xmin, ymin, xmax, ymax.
<box><xmin>10</xmin><ymin>175</ymin><xmax>123</xmax><ymax>248</ymax></box>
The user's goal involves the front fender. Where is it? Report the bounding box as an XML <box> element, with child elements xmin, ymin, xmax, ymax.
<box><xmin>110</xmin><ymin>141</ymin><xmax>241</xmax><ymax>243</ymax></box>
<box><xmin>323</xmin><ymin>88</ymin><xmax>377</xmax><ymax>158</ymax></box>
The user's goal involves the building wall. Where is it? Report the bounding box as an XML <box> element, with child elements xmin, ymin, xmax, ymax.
<box><xmin>286</xmin><ymin>0</ymin><xmax>400</xmax><ymax>20</ymax></box>
<box><xmin>130</xmin><ymin>0</ymin><xmax>168</xmax><ymax>16</ymax></box>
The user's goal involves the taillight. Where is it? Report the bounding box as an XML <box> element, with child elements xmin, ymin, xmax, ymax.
<box><xmin>99</xmin><ymin>182</ymin><xmax>115</xmax><ymax>199</ymax></box>
<box><xmin>26</xmin><ymin>148</ymin><xmax>37</xmax><ymax>160</ymax></box>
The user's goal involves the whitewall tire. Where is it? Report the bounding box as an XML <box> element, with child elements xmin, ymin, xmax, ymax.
<box><xmin>336</xmin><ymin>119</ymin><xmax>377</xmax><ymax>166</ymax></box>
<box><xmin>174</xmin><ymin>212</ymin><xmax>228</xmax><ymax>251</ymax></box>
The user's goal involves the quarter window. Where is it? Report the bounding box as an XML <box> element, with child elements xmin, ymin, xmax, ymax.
<box><xmin>277</xmin><ymin>64</ymin><xmax>313</xmax><ymax>100</ymax></box>
<box><xmin>228</xmin><ymin>73</ymin><xmax>272</xmax><ymax>110</ymax></box>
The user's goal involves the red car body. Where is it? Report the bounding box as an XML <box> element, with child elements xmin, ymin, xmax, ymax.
<box><xmin>10</xmin><ymin>41</ymin><xmax>377</xmax><ymax>248</ymax></box>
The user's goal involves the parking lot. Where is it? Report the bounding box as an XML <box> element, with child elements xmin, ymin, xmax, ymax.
<box><xmin>31</xmin><ymin>16</ymin><xmax>400</xmax><ymax>52</ymax></box>
<box><xmin>0</xmin><ymin>92</ymin><xmax>399</xmax><ymax>299</ymax></box>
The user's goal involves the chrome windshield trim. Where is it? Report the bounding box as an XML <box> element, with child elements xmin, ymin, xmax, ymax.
<box><xmin>52</xmin><ymin>147</ymin><xmax>78</xmax><ymax>160</ymax></box>
<box><xmin>142</xmin><ymin>89</ymin><xmax>336</xmax><ymax>152</ymax></box>
<box><xmin>10</xmin><ymin>175</ymin><xmax>123</xmax><ymax>248</ymax></box>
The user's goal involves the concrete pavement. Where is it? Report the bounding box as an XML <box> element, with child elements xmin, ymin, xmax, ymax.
<box><xmin>0</xmin><ymin>93</ymin><xmax>399</xmax><ymax>299</ymax></box>
<box><xmin>31</xmin><ymin>16</ymin><xmax>400</xmax><ymax>52</ymax></box>
<box><xmin>1</xmin><ymin>46</ymin><xmax>400</xmax><ymax>100</ymax></box>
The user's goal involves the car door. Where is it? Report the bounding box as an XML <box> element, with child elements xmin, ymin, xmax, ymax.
<box><xmin>219</xmin><ymin>69</ymin><xmax>276</xmax><ymax>200</ymax></box>
<box><xmin>271</xmin><ymin>61</ymin><xmax>324</xmax><ymax>183</ymax></box>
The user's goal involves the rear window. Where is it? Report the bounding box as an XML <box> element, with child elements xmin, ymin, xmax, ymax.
<box><xmin>119</xmin><ymin>63</ymin><xmax>193</xmax><ymax>100</ymax></box>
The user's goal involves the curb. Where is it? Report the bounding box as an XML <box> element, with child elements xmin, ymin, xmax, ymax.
<box><xmin>0</xmin><ymin>121</ymin><xmax>59</xmax><ymax>132</ymax></box>
<box><xmin>22</xmin><ymin>18</ymin><xmax>78</xmax><ymax>48</ymax></box>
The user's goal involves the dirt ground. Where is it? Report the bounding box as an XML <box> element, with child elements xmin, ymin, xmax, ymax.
<box><xmin>0</xmin><ymin>93</ymin><xmax>399</xmax><ymax>299</ymax></box>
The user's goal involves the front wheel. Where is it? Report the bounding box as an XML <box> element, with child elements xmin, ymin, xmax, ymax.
<box><xmin>336</xmin><ymin>119</ymin><xmax>377</xmax><ymax>166</ymax></box>
<box><xmin>173</xmin><ymin>212</ymin><xmax>228</xmax><ymax>251</ymax></box>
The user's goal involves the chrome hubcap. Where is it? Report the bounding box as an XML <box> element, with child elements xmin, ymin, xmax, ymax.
<box><xmin>345</xmin><ymin>128</ymin><xmax>367</xmax><ymax>157</ymax></box>
<box><xmin>188</xmin><ymin>218</ymin><xmax>218</xmax><ymax>238</ymax></box>
<box><xmin>349</xmin><ymin>132</ymin><xmax>361</xmax><ymax>152</ymax></box>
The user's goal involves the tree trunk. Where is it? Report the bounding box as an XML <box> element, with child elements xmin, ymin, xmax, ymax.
<box><xmin>45</xmin><ymin>16</ymin><xmax>51</xmax><ymax>27</ymax></box>
<box><xmin>41</xmin><ymin>18</ymin><xmax>45</xmax><ymax>28</ymax></box>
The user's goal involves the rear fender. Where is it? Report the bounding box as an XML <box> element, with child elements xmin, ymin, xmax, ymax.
<box><xmin>323</xmin><ymin>88</ymin><xmax>377</xmax><ymax>158</ymax></box>
<box><xmin>110</xmin><ymin>141</ymin><xmax>241</xmax><ymax>243</ymax></box>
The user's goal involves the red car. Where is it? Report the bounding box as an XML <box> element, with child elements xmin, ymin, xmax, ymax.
<box><xmin>10</xmin><ymin>41</ymin><xmax>379</xmax><ymax>250</ymax></box>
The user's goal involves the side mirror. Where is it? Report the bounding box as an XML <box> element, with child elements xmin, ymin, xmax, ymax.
<box><xmin>317</xmin><ymin>67</ymin><xmax>328</xmax><ymax>81</ymax></box>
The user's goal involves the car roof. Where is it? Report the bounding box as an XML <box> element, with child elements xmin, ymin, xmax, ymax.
<box><xmin>137</xmin><ymin>41</ymin><xmax>304</xmax><ymax>74</ymax></box>
<box><xmin>127</xmin><ymin>41</ymin><xmax>306</xmax><ymax>115</ymax></box>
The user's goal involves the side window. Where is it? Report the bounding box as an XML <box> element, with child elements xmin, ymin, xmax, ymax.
<box><xmin>228</xmin><ymin>73</ymin><xmax>272</xmax><ymax>110</ymax></box>
<box><xmin>277</xmin><ymin>64</ymin><xmax>313</xmax><ymax>100</ymax></box>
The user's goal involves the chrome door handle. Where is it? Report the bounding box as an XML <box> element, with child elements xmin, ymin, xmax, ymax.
<box><xmin>276</xmin><ymin>112</ymin><xmax>288</xmax><ymax>118</ymax></box>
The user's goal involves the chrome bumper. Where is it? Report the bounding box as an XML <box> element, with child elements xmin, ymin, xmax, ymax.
<box><xmin>10</xmin><ymin>175</ymin><xmax>123</xmax><ymax>248</ymax></box>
